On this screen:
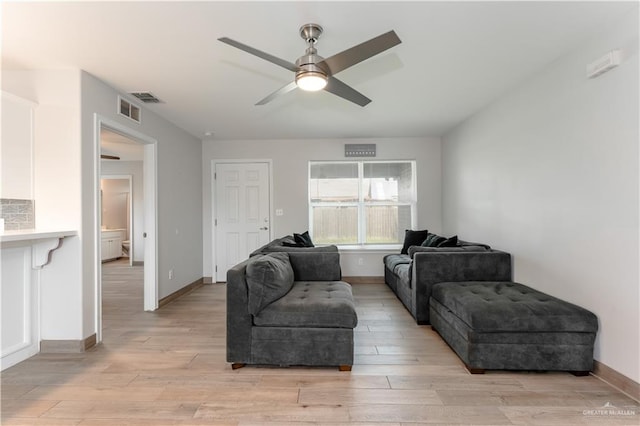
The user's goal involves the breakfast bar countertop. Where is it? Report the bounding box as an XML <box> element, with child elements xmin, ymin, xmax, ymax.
<box><xmin>0</xmin><ymin>229</ymin><xmax>78</xmax><ymax>243</ymax></box>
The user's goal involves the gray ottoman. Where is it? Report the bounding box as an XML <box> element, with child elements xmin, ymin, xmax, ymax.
<box><xmin>429</xmin><ymin>281</ymin><xmax>598</xmax><ymax>374</ymax></box>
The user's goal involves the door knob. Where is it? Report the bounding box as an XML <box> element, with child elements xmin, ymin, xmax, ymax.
<box><xmin>260</xmin><ymin>227</ymin><xmax>268</xmax><ymax>230</ymax></box>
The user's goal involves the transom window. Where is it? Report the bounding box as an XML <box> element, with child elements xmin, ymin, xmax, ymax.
<box><xmin>309</xmin><ymin>160</ymin><xmax>416</xmax><ymax>246</ymax></box>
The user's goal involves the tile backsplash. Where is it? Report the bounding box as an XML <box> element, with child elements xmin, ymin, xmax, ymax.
<box><xmin>0</xmin><ymin>199</ymin><xmax>35</xmax><ymax>230</ymax></box>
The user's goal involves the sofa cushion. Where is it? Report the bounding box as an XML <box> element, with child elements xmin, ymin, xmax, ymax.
<box><xmin>421</xmin><ymin>233</ymin><xmax>458</xmax><ymax>247</ymax></box>
<box><xmin>422</xmin><ymin>233</ymin><xmax>446</xmax><ymax>247</ymax></box>
<box><xmin>401</xmin><ymin>229</ymin><xmax>429</xmax><ymax>254</ymax></box>
<box><xmin>395</xmin><ymin>263</ymin><xmax>411</xmax><ymax>288</ymax></box>
<box><xmin>246</xmin><ymin>252</ymin><xmax>294</xmax><ymax>315</ymax></box>
<box><xmin>288</xmin><ymin>252</ymin><xmax>342</xmax><ymax>281</ymax></box>
<box><xmin>384</xmin><ymin>254</ymin><xmax>411</xmax><ymax>273</ymax></box>
<box><xmin>431</xmin><ymin>281</ymin><xmax>598</xmax><ymax>333</ymax></box>
<box><xmin>294</xmin><ymin>231</ymin><xmax>315</xmax><ymax>247</ymax></box>
<box><xmin>253</xmin><ymin>281</ymin><xmax>358</xmax><ymax>329</ymax></box>
<box><xmin>438</xmin><ymin>235</ymin><xmax>458</xmax><ymax>247</ymax></box>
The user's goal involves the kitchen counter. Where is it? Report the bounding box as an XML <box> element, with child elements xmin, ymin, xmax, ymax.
<box><xmin>0</xmin><ymin>229</ymin><xmax>77</xmax><ymax>243</ymax></box>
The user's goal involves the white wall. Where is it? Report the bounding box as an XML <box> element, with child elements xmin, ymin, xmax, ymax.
<box><xmin>202</xmin><ymin>137</ymin><xmax>442</xmax><ymax>278</ymax></box>
<box><xmin>442</xmin><ymin>11</ymin><xmax>639</xmax><ymax>382</ymax></box>
<box><xmin>101</xmin><ymin>161</ymin><xmax>144</xmax><ymax>262</ymax></box>
<box><xmin>2</xmin><ymin>69</ymin><xmax>84</xmax><ymax>340</ymax></box>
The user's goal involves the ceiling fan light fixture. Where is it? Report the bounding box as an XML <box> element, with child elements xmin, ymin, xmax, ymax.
<box><xmin>295</xmin><ymin>71</ymin><xmax>327</xmax><ymax>91</ymax></box>
<box><xmin>219</xmin><ymin>23</ymin><xmax>401</xmax><ymax>106</ymax></box>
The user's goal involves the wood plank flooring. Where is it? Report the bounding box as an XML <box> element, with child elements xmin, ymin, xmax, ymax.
<box><xmin>2</xmin><ymin>259</ymin><xmax>639</xmax><ymax>425</ymax></box>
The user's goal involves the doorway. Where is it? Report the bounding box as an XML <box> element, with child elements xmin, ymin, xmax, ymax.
<box><xmin>95</xmin><ymin>115</ymin><xmax>158</xmax><ymax>344</ymax></box>
<box><xmin>213</xmin><ymin>160</ymin><xmax>273</xmax><ymax>282</ymax></box>
<box><xmin>100</xmin><ymin>176</ymin><xmax>133</xmax><ymax>266</ymax></box>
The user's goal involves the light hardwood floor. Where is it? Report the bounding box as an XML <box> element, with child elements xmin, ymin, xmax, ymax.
<box><xmin>1</xmin><ymin>259</ymin><xmax>638</xmax><ymax>425</ymax></box>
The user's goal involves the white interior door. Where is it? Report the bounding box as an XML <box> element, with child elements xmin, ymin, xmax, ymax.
<box><xmin>215</xmin><ymin>162</ymin><xmax>270</xmax><ymax>282</ymax></box>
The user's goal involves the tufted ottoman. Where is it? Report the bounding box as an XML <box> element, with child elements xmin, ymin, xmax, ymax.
<box><xmin>429</xmin><ymin>281</ymin><xmax>598</xmax><ymax>374</ymax></box>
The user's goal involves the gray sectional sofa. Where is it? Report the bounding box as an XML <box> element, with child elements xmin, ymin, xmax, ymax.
<box><xmin>383</xmin><ymin>242</ymin><xmax>512</xmax><ymax>324</ymax></box>
<box><xmin>228</xmin><ymin>233</ymin><xmax>598</xmax><ymax>374</ymax></box>
<box><xmin>226</xmin><ymin>250</ymin><xmax>357</xmax><ymax>370</ymax></box>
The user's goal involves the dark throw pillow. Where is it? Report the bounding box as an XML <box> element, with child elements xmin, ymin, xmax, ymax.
<box><xmin>437</xmin><ymin>235</ymin><xmax>459</xmax><ymax>247</ymax></box>
<box><xmin>246</xmin><ymin>252</ymin><xmax>294</xmax><ymax>315</ymax></box>
<box><xmin>294</xmin><ymin>231</ymin><xmax>315</xmax><ymax>247</ymax></box>
<box><xmin>280</xmin><ymin>235</ymin><xmax>297</xmax><ymax>245</ymax></box>
<box><xmin>401</xmin><ymin>229</ymin><xmax>429</xmax><ymax>254</ymax></box>
<box><xmin>421</xmin><ymin>233</ymin><xmax>446</xmax><ymax>247</ymax></box>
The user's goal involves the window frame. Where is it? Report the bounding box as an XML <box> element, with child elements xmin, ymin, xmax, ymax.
<box><xmin>308</xmin><ymin>160</ymin><xmax>417</xmax><ymax>247</ymax></box>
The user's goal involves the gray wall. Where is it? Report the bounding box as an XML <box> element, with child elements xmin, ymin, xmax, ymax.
<box><xmin>81</xmin><ymin>72</ymin><xmax>204</xmax><ymax>308</ymax></box>
<box><xmin>442</xmin><ymin>11</ymin><xmax>639</xmax><ymax>382</ymax></box>
<box><xmin>202</xmin><ymin>137</ymin><xmax>442</xmax><ymax>278</ymax></box>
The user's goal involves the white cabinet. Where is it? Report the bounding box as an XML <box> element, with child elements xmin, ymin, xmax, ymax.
<box><xmin>101</xmin><ymin>229</ymin><xmax>124</xmax><ymax>261</ymax></box>
<box><xmin>1</xmin><ymin>92</ymin><xmax>36</xmax><ymax>199</ymax></box>
<box><xmin>1</xmin><ymin>231</ymin><xmax>77</xmax><ymax>370</ymax></box>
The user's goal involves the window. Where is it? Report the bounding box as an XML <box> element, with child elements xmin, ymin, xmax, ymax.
<box><xmin>309</xmin><ymin>161</ymin><xmax>416</xmax><ymax>245</ymax></box>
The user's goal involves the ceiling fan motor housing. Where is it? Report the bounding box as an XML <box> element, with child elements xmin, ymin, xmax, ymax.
<box><xmin>296</xmin><ymin>53</ymin><xmax>328</xmax><ymax>76</ymax></box>
<box><xmin>299</xmin><ymin>23</ymin><xmax>323</xmax><ymax>44</ymax></box>
<box><xmin>295</xmin><ymin>25</ymin><xmax>328</xmax><ymax>91</ymax></box>
<box><xmin>296</xmin><ymin>24</ymin><xmax>329</xmax><ymax>78</ymax></box>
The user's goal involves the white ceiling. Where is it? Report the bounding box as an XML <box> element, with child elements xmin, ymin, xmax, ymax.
<box><xmin>2</xmin><ymin>1</ymin><xmax>636</xmax><ymax>141</ymax></box>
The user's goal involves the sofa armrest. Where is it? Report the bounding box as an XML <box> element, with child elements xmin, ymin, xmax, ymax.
<box><xmin>412</xmin><ymin>250</ymin><xmax>512</xmax><ymax>323</ymax></box>
<box><xmin>288</xmin><ymin>252</ymin><xmax>342</xmax><ymax>281</ymax></box>
<box><xmin>226</xmin><ymin>259</ymin><xmax>253</xmax><ymax>363</ymax></box>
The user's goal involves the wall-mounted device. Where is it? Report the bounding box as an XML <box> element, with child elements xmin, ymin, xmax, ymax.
<box><xmin>586</xmin><ymin>50</ymin><xmax>621</xmax><ymax>79</ymax></box>
<box><xmin>345</xmin><ymin>144</ymin><xmax>376</xmax><ymax>157</ymax></box>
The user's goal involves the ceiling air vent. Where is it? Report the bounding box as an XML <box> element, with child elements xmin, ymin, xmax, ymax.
<box><xmin>130</xmin><ymin>92</ymin><xmax>163</xmax><ymax>103</ymax></box>
<box><xmin>118</xmin><ymin>96</ymin><xmax>141</xmax><ymax>123</ymax></box>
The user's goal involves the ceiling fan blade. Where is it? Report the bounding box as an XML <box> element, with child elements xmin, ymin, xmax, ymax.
<box><xmin>218</xmin><ymin>37</ymin><xmax>298</xmax><ymax>72</ymax></box>
<box><xmin>324</xmin><ymin>77</ymin><xmax>371</xmax><ymax>107</ymax></box>
<box><xmin>317</xmin><ymin>30</ymin><xmax>401</xmax><ymax>76</ymax></box>
<box><xmin>256</xmin><ymin>81</ymin><xmax>298</xmax><ymax>106</ymax></box>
